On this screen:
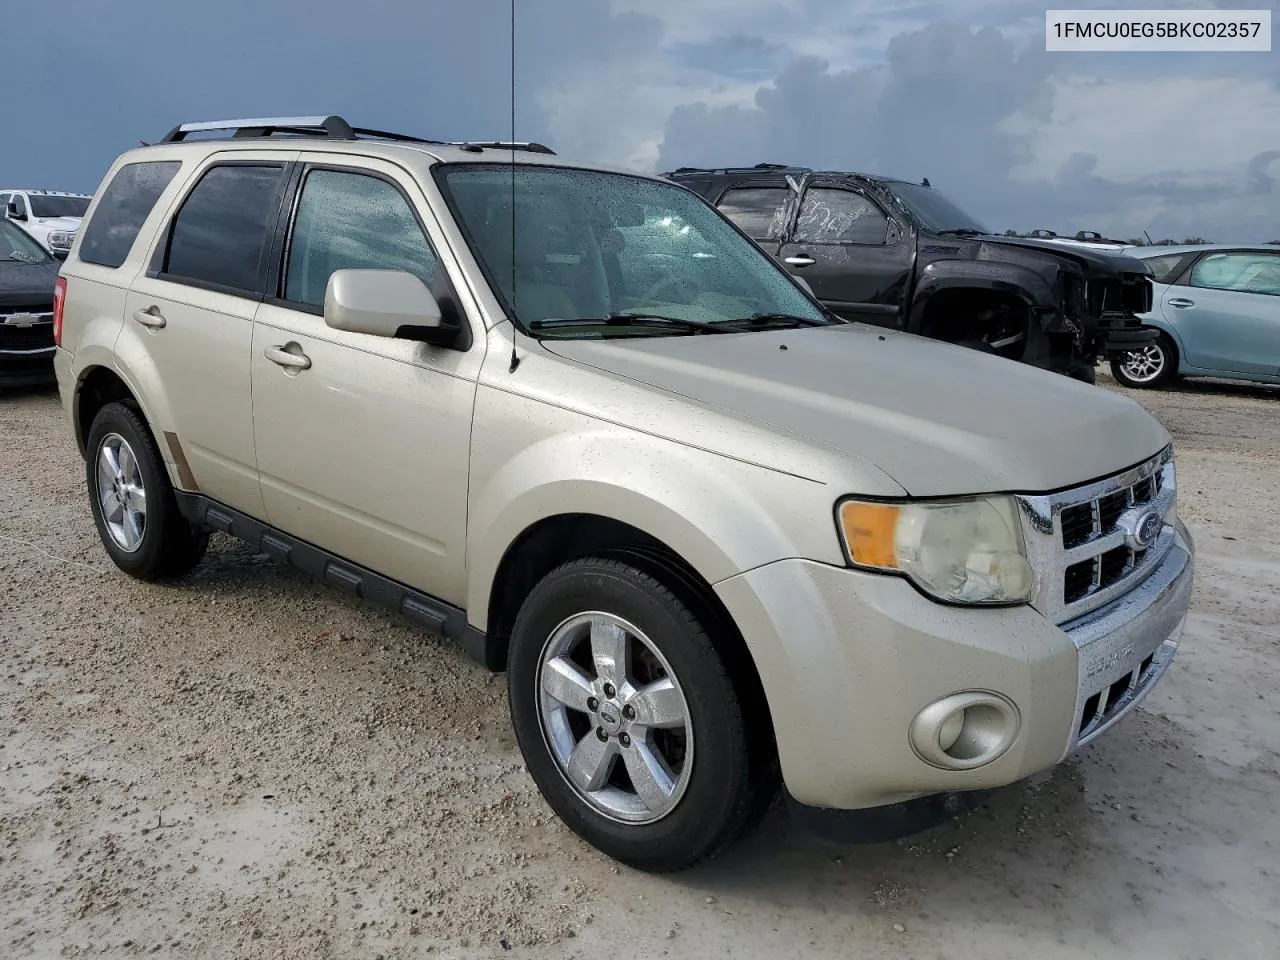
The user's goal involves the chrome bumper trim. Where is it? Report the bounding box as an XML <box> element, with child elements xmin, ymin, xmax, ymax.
<box><xmin>1060</xmin><ymin>522</ymin><xmax>1193</xmax><ymax>757</ymax></box>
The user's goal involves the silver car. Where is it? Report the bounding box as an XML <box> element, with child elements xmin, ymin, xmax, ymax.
<box><xmin>1111</xmin><ymin>243</ymin><xmax>1280</xmax><ymax>388</ymax></box>
<box><xmin>54</xmin><ymin>116</ymin><xmax>1194</xmax><ymax>871</ymax></box>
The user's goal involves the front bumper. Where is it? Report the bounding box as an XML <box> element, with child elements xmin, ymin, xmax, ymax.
<box><xmin>0</xmin><ymin>346</ymin><xmax>57</xmax><ymax>387</ymax></box>
<box><xmin>714</xmin><ymin>521</ymin><xmax>1193</xmax><ymax>811</ymax></box>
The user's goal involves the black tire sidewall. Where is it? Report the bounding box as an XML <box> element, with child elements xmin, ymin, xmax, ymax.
<box><xmin>85</xmin><ymin>401</ymin><xmax>200</xmax><ymax>579</ymax></box>
<box><xmin>508</xmin><ymin>559</ymin><xmax>755</xmax><ymax>871</ymax></box>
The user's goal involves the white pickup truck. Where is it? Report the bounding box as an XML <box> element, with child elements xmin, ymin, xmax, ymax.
<box><xmin>1</xmin><ymin>189</ymin><xmax>93</xmax><ymax>259</ymax></box>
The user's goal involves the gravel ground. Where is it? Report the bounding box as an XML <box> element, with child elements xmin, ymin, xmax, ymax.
<box><xmin>2</xmin><ymin>370</ymin><xmax>1278</xmax><ymax>960</ymax></box>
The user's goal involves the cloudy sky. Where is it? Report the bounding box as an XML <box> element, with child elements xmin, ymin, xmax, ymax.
<box><xmin>6</xmin><ymin>0</ymin><xmax>1278</xmax><ymax>241</ymax></box>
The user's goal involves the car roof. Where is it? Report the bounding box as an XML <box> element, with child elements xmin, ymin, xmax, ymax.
<box><xmin>666</xmin><ymin>164</ymin><xmax>893</xmax><ymax>184</ymax></box>
<box><xmin>108</xmin><ymin>137</ymin><xmax>670</xmax><ymax>186</ymax></box>
<box><xmin>1126</xmin><ymin>243</ymin><xmax>1279</xmax><ymax>258</ymax></box>
<box><xmin>0</xmin><ymin>188</ymin><xmax>93</xmax><ymax>197</ymax></box>
<box><xmin>105</xmin><ymin>115</ymin><xmax>666</xmax><ymax>185</ymax></box>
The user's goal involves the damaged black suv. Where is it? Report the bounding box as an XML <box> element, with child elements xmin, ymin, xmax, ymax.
<box><xmin>663</xmin><ymin>164</ymin><xmax>1155</xmax><ymax>381</ymax></box>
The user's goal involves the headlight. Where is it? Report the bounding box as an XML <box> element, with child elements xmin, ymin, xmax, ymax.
<box><xmin>837</xmin><ymin>495</ymin><xmax>1035</xmax><ymax>604</ymax></box>
<box><xmin>47</xmin><ymin>231</ymin><xmax>74</xmax><ymax>249</ymax></box>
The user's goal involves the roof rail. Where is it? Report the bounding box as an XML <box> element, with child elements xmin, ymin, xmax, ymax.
<box><xmin>666</xmin><ymin>163</ymin><xmax>809</xmax><ymax>176</ymax></box>
<box><xmin>449</xmin><ymin>140</ymin><xmax>556</xmax><ymax>155</ymax></box>
<box><xmin>156</xmin><ymin>116</ymin><xmax>556</xmax><ymax>153</ymax></box>
<box><xmin>159</xmin><ymin>116</ymin><xmax>362</xmax><ymax>143</ymax></box>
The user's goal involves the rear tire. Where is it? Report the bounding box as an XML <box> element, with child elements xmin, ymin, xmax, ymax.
<box><xmin>507</xmin><ymin>557</ymin><xmax>774</xmax><ymax>872</ymax></box>
<box><xmin>85</xmin><ymin>401</ymin><xmax>208</xmax><ymax>580</ymax></box>
<box><xmin>1110</xmin><ymin>332</ymin><xmax>1177</xmax><ymax>388</ymax></box>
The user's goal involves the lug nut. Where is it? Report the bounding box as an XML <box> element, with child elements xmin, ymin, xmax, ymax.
<box><xmin>596</xmin><ymin>727</ymin><xmax>608</xmax><ymax>742</ymax></box>
<box><xmin>587</xmin><ymin>697</ymin><xmax>599</xmax><ymax>712</ymax></box>
<box><xmin>619</xmin><ymin>733</ymin><xmax>631</xmax><ymax>747</ymax></box>
<box><xmin>603</xmin><ymin>683</ymin><xmax>616</xmax><ymax>699</ymax></box>
<box><xmin>622</xmin><ymin>705</ymin><xmax>635</xmax><ymax>721</ymax></box>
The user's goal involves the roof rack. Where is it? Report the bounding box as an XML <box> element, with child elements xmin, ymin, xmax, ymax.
<box><xmin>666</xmin><ymin>163</ymin><xmax>810</xmax><ymax>176</ymax></box>
<box><xmin>156</xmin><ymin>116</ymin><xmax>555</xmax><ymax>154</ymax></box>
<box><xmin>449</xmin><ymin>140</ymin><xmax>556</xmax><ymax>155</ymax></box>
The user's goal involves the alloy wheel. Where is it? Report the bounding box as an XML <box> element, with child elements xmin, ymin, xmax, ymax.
<box><xmin>1120</xmin><ymin>344</ymin><xmax>1166</xmax><ymax>383</ymax></box>
<box><xmin>96</xmin><ymin>433</ymin><xmax>148</xmax><ymax>553</ymax></box>
<box><xmin>536</xmin><ymin>611</ymin><xmax>693</xmax><ymax>824</ymax></box>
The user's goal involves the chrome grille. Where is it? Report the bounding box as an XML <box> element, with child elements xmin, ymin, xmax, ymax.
<box><xmin>1017</xmin><ymin>445</ymin><xmax>1176</xmax><ymax>625</ymax></box>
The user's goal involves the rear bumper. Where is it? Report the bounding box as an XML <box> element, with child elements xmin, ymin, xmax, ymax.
<box><xmin>714</xmin><ymin>521</ymin><xmax>1193</xmax><ymax>812</ymax></box>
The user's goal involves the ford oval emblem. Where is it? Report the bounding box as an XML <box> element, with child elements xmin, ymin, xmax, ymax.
<box><xmin>1120</xmin><ymin>507</ymin><xmax>1162</xmax><ymax>551</ymax></box>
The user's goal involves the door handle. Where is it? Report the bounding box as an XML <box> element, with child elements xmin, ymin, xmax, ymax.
<box><xmin>784</xmin><ymin>254</ymin><xmax>816</xmax><ymax>267</ymax></box>
<box><xmin>264</xmin><ymin>345</ymin><xmax>311</xmax><ymax>370</ymax></box>
<box><xmin>132</xmin><ymin>306</ymin><xmax>166</xmax><ymax>329</ymax></box>
<box><xmin>1167</xmin><ymin>298</ymin><xmax>1195</xmax><ymax>308</ymax></box>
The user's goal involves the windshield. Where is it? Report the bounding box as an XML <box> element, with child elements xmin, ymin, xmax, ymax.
<box><xmin>436</xmin><ymin>164</ymin><xmax>829</xmax><ymax>337</ymax></box>
<box><xmin>28</xmin><ymin>195</ymin><xmax>91</xmax><ymax>219</ymax></box>
<box><xmin>0</xmin><ymin>220</ymin><xmax>51</xmax><ymax>262</ymax></box>
<box><xmin>885</xmin><ymin>181</ymin><xmax>988</xmax><ymax>235</ymax></box>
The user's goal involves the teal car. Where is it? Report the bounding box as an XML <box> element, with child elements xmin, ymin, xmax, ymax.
<box><xmin>1111</xmin><ymin>243</ymin><xmax>1280</xmax><ymax>388</ymax></box>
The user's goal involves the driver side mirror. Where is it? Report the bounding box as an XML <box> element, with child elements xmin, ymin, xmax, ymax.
<box><xmin>323</xmin><ymin>269</ymin><xmax>454</xmax><ymax>345</ymax></box>
<box><xmin>6</xmin><ymin>200</ymin><xmax>24</xmax><ymax>221</ymax></box>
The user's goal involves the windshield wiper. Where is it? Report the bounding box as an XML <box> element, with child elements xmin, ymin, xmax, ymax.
<box><xmin>726</xmin><ymin>312</ymin><xmax>836</xmax><ymax>329</ymax></box>
<box><xmin>527</xmin><ymin>313</ymin><xmax>734</xmax><ymax>335</ymax></box>
<box><xmin>934</xmin><ymin>228</ymin><xmax>987</xmax><ymax>237</ymax></box>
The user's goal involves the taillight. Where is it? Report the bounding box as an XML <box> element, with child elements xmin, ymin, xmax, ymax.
<box><xmin>53</xmin><ymin>277</ymin><xmax>67</xmax><ymax>347</ymax></box>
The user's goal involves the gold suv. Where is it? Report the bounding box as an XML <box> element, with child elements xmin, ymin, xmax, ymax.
<box><xmin>53</xmin><ymin>116</ymin><xmax>1194</xmax><ymax>872</ymax></box>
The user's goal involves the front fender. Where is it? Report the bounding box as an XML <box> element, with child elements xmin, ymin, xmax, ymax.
<box><xmin>466</xmin><ymin>427</ymin><xmax>845</xmax><ymax>631</ymax></box>
<box><xmin>908</xmin><ymin>260</ymin><xmax>1056</xmax><ymax>332</ymax></box>
<box><xmin>1137</xmin><ymin>310</ymin><xmax>1185</xmax><ymax>357</ymax></box>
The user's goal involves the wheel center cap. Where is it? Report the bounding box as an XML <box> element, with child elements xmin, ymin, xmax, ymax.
<box><xmin>598</xmin><ymin>702</ymin><xmax>624</xmax><ymax>735</ymax></box>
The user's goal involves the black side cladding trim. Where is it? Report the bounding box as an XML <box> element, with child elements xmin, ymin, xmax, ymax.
<box><xmin>172</xmin><ymin>492</ymin><xmax>502</xmax><ymax>669</ymax></box>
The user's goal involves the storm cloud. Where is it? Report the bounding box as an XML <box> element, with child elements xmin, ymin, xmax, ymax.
<box><xmin>5</xmin><ymin>0</ymin><xmax>1278</xmax><ymax>241</ymax></box>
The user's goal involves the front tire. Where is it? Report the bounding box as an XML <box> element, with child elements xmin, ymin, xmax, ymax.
<box><xmin>507</xmin><ymin>557</ymin><xmax>773</xmax><ymax>872</ymax></box>
<box><xmin>1110</xmin><ymin>332</ymin><xmax>1177</xmax><ymax>388</ymax></box>
<box><xmin>85</xmin><ymin>401</ymin><xmax>208</xmax><ymax>580</ymax></box>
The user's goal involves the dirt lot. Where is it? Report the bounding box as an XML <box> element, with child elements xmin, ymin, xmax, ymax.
<box><xmin>2</xmin><ymin>371</ymin><xmax>1278</xmax><ymax>960</ymax></box>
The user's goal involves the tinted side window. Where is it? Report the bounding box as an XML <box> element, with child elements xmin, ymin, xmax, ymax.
<box><xmin>794</xmin><ymin>188</ymin><xmax>889</xmax><ymax>245</ymax></box>
<box><xmin>1144</xmin><ymin>254</ymin><xmax>1188</xmax><ymax>283</ymax></box>
<box><xmin>717</xmin><ymin>187</ymin><xmax>788</xmax><ymax>240</ymax></box>
<box><xmin>78</xmin><ymin>161</ymin><xmax>182</xmax><ymax>268</ymax></box>
<box><xmin>164</xmin><ymin>164</ymin><xmax>285</xmax><ymax>294</ymax></box>
<box><xmin>284</xmin><ymin>169</ymin><xmax>438</xmax><ymax>308</ymax></box>
<box><xmin>1189</xmin><ymin>252</ymin><xmax>1280</xmax><ymax>296</ymax></box>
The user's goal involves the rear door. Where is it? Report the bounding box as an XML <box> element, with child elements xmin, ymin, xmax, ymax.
<box><xmin>124</xmin><ymin>152</ymin><xmax>296</xmax><ymax>516</ymax></box>
<box><xmin>774</xmin><ymin>179</ymin><xmax>911</xmax><ymax>325</ymax></box>
<box><xmin>249</xmin><ymin>155</ymin><xmax>480</xmax><ymax>604</ymax></box>
<box><xmin>1164</xmin><ymin>250</ymin><xmax>1280</xmax><ymax>375</ymax></box>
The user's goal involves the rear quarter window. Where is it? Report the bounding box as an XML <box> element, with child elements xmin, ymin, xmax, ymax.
<box><xmin>78</xmin><ymin>160</ymin><xmax>182</xmax><ymax>269</ymax></box>
<box><xmin>1142</xmin><ymin>253</ymin><xmax>1190</xmax><ymax>283</ymax></box>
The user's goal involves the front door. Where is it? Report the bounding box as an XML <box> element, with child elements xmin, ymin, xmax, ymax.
<box><xmin>250</xmin><ymin>156</ymin><xmax>481</xmax><ymax>604</ymax></box>
<box><xmin>775</xmin><ymin>181</ymin><xmax>912</xmax><ymax>326</ymax></box>
<box><xmin>1168</xmin><ymin>250</ymin><xmax>1280</xmax><ymax>376</ymax></box>
<box><xmin>124</xmin><ymin>153</ymin><xmax>296</xmax><ymax>516</ymax></box>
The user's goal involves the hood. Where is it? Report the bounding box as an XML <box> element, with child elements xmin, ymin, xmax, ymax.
<box><xmin>972</xmin><ymin>235</ymin><xmax>1150</xmax><ymax>275</ymax></box>
<box><xmin>0</xmin><ymin>259</ymin><xmax>59</xmax><ymax>307</ymax></box>
<box><xmin>541</xmin><ymin>324</ymin><xmax>1170</xmax><ymax>497</ymax></box>
<box><xmin>31</xmin><ymin>216</ymin><xmax>82</xmax><ymax>230</ymax></box>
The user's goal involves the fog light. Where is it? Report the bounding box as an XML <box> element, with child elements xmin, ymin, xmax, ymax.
<box><xmin>909</xmin><ymin>691</ymin><xmax>1020</xmax><ymax>771</ymax></box>
<box><xmin>938</xmin><ymin>710</ymin><xmax>964</xmax><ymax>752</ymax></box>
